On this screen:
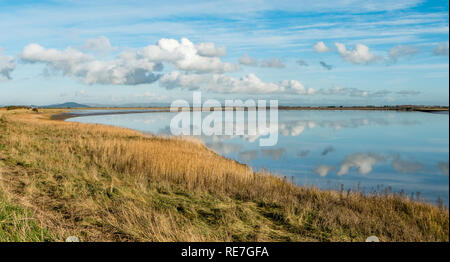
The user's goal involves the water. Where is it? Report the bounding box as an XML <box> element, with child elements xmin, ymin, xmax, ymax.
<box><xmin>68</xmin><ymin>110</ymin><xmax>449</xmax><ymax>205</ymax></box>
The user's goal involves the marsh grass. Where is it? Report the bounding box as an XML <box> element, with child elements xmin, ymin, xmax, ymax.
<box><xmin>0</xmin><ymin>109</ymin><xmax>448</xmax><ymax>242</ymax></box>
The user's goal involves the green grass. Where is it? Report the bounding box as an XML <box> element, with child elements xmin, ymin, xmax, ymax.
<box><xmin>0</xmin><ymin>191</ymin><xmax>53</xmax><ymax>242</ymax></box>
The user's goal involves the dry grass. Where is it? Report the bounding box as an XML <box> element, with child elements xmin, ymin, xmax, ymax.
<box><xmin>0</xmin><ymin>109</ymin><xmax>448</xmax><ymax>242</ymax></box>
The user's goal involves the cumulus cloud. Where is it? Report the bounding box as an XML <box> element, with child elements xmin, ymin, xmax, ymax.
<box><xmin>0</xmin><ymin>48</ymin><xmax>15</xmax><ymax>81</ymax></box>
<box><xmin>296</xmin><ymin>59</ymin><xmax>308</xmax><ymax>67</ymax></box>
<box><xmin>279</xmin><ymin>79</ymin><xmax>316</xmax><ymax>95</ymax></box>
<box><xmin>335</xmin><ymin>43</ymin><xmax>379</xmax><ymax>65</ymax></box>
<box><xmin>159</xmin><ymin>71</ymin><xmax>208</xmax><ymax>90</ymax></box>
<box><xmin>82</xmin><ymin>36</ymin><xmax>117</xmax><ymax>53</ymax></box>
<box><xmin>209</xmin><ymin>74</ymin><xmax>285</xmax><ymax>94</ymax></box>
<box><xmin>160</xmin><ymin>71</ymin><xmax>316</xmax><ymax>95</ymax></box>
<box><xmin>433</xmin><ymin>42</ymin><xmax>449</xmax><ymax>56</ymax></box>
<box><xmin>314</xmin><ymin>165</ymin><xmax>334</xmax><ymax>177</ymax></box>
<box><xmin>391</xmin><ymin>156</ymin><xmax>423</xmax><ymax>174</ymax></box>
<box><xmin>238</xmin><ymin>54</ymin><xmax>258</xmax><ymax>66</ymax></box>
<box><xmin>313</xmin><ymin>41</ymin><xmax>330</xmax><ymax>53</ymax></box>
<box><xmin>196</xmin><ymin>42</ymin><xmax>227</xmax><ymax>57</ymax></box>
<box><xmin>338</xmin><ymin>152</ymin><xmax>385</xmax><ymax>176</ymax></box>
<box><xmin>20</xmin><ymin>38</ymin><xmax>239</xmax><ymax>85</ymax></box>
<box><xmin>138</xmin><ymin>38</ymin><xmax>238</xmax><ymax>73</ymax></box>
<box><xmin>319</xmin><ymin>61</ymin><xmax>333</xmax><ymax>70</ymax></box>
<box><xmin>20</xmin><ymin>43</ymin><xmax>162</xmax><ymax>85</ymax></box>
<box><xmin>260</xmin><ymin>57</ymin><xmax>285</xmax><ymax>68</ymax></box>
<box><xmin>388</xmin><ymin>45</ymin><xmax>419</xmax><ymax>62</ymax></box>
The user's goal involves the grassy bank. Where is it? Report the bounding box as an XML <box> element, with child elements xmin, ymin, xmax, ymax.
<box><xmin>0</xmin><ymin>109</ymin><xmax>448</xmax><ymax>242</ymax></box>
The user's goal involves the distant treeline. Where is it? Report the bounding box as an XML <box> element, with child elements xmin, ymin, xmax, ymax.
<box><xmin>2</xmin><ymin>106</ymin><xmax>38</xmax><ymax>112</ymax></box>
<box><xmin>277</xmin><ymin>105</ymin><xmax>449</xmax><ymax>112</ymax></box>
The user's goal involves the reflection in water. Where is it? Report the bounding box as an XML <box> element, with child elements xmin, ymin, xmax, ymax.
<box><xmin>238</xmin><ymin>150</ymin><xmax>259</xmax><ymax>163</ymax></box>
<box><xmin>297</xmin><ymin>150</ymin><xmax>310</xmax><ymax>158</ymax></box>
<box><xmin>437</xmin><ymin>162</ymin><xmax>449</xmax><ymax>176</ymax></box>
<box><xmin>337</xmin><ymin>152</ymin><xmax>385</xmax><ymax>176</ymax></box>
<box><xmin>392</xmin><ymin>156</ymin><xmax>424</xmax><ymax>174</ymax></box>
<box><xmin>207</xmin><ymin>142</ymin><xmax>242</xmax><ymax>155</ymax></box>
<box><xmin>69</xmin><ymin>110</ymin><xmax>448</xmax><ymax>205</ymax></box>
<box><xmin>321</xmin><ymin>146</ymin><xmax>335</xmax><ymax>156</ymax></box>
<box><xmin>261</xmin><ymin>148</ymin><xmax>286</xmax><ymax>160</ymax></box>
<box><xmin>314</xmin><ymin>165</ymin><xmax>335</xmax><ymax>177</ymax></box>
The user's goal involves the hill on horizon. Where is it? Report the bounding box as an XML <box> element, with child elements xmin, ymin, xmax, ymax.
<box><xmin>41</xmin><ymin>102</ymin><xmax>90</xmax><ymax>108</ymax></box>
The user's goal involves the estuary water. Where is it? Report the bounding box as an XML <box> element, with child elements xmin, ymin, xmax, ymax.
<box><xmin>68</xmin><ymin>110</ymin><xmax>449</xmax><ymax>205</ymax></box>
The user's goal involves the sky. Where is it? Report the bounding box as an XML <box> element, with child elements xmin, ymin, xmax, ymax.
<box><xmin>0</xmin><ymin>0</ymin><xmax>448</xmax><ymax>106</ymax></box>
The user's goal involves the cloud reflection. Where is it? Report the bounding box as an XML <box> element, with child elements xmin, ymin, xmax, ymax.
<box><xmin>314</xmin><ymin>165</ymin><xmax>335</xmax><ymax>177</ymax></box>
<box><xmin>321</xmin><ymin>146</ymin><xmax>335</xmax><ymax>156</ymax></box>
<box><xmin>261</xmin><ymin>148</ymin><xmax>286</xmax><ymax>160</ymax></box>
<box><xmin>298</xmin><ymin>150</ymin><xmax>310</xmax><ymax>158</ymax></box>
<box><xmin>391</xmin><ymin>156</ymin><xmax>424</xmax><ymax>174</ymax></box>
<box><xmin>238</xmin><ymin>150</ymin><xmax>259</xmax><ymax>163</ymax></box>
<box><xmin>338</xmin><ymin>152</ymin><xmax>385</xmax><ymax>176</ymax></box>
<box><xmin>437</xmin><ymin>162</ymin><xmax>449</xmax><ymax>176</ymax></box>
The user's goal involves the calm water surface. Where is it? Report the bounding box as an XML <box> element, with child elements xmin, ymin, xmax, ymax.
<box><xmin>68</xmin><ymin>110</ymin><xmax>449</xmax><ymax>205</ymax></box>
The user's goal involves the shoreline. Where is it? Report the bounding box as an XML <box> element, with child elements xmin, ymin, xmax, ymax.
<box><xmin>50</xmin><ymin>106</ymin><xmax>449</xmax><ymax>121</ymax></box>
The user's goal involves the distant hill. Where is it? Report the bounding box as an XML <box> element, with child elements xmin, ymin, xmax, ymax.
<box><xmin>41</xmin><ymin>102</ymin><xmax>90</xmax><ymax>108</ymax></box>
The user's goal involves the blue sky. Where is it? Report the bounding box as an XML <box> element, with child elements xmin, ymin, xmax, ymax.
<box><xmin>0</xmin><ymin>0</ymin><xmax>448</xmax><ymax>106</ymax></box>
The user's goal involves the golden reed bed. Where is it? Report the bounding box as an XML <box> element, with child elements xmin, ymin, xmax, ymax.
<box><xmin>0</xmin><ymin>108</ymin><xmax>448</xmax><ymax>242</ymax></box>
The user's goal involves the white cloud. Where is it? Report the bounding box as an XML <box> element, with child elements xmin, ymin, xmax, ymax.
<box><xmin>209</xmin><ymin>73</ymin><xmax>285</xmax><ymax>94</ymax></box>
<box><xmin>139</xmin><ymin>38</ymin><xmax>238</xmax><ymax>73</ymax></box>
<box><xmin>159</xmin><ymin>71</ymin><xmax>208</xmax><ymax>90</ymax></box>
<box><xmin>0</xmin><ymin>48</ymin><xmax>15</xmax><ymax>81</ymax></box>
<box><xmin>313</xmin><ymin>41</ymin><xmax>330</xmax><ymax>53</ymax></box>
<box><xmin>338</xmin><ymin>152</ymin><xmax>385</xmax><ymax>175</ymax></box>
<box><xmin>160</xmin><ymin>71</ymin><xmax>315</xmax><ymax>95</ymax></box>
<box><xmin>20</xmin><ymin>43</ymin><xmax>93</xmax><ymax>75</ymax></box>
<box><xmin>209</xmin><ymin>74</ymin><xmax>316</xmax><ymax>94</ymax></box>
<box><xmin>19</xmin><ymin>38</ymin><xmax>240</xmax><ymax>85</ymax></box>
<box><xmin>260</xmin><ymin>57</ymin><xmax>285</xmax><ymax>68</ymax></box>
<box><xmin>335</xmin><ymin>42</ymin><xmax>379</xmax><ymax>65</ymax></box>
<box><xmin>20</xmin><ymin>43</ymin><xmax>162</xmax><ymax>85</ymax></box>
<box><xmin>319</xmin><ymin>86</ymin><xmax>368</xmax><ymax>97</ymax></box>
<box><xmin>388</xmin><ymin>45</ymin><xmax>419</xmax><ymax>62</ymax></box>
<box><xmin>279</xmin><ymin>79</ymin><xmax>316</xmax><ymax>95</ymax></box>
<box><xmin>238</xmin><ymin>54</ymin><xmax>258</xmax><ymax>66</ymax></box>
<box><xmin>196</xmin><ymin>42</ymin><xmax>226</xmax><ymax>57</ymax></box>
<box><xmin>314</xmin><ymin>165</ymin><xmax>334</xmax><ymax>177</ymax></box>
<box><xmin>433</xmin><ymin>42</ymin><xmax>449</xmax><ymax>56</ymax></box>
<box><xmin>82</xmin><ymin>36</ymin><xmax>117</xmax><ymax>53</ymax></box>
